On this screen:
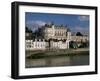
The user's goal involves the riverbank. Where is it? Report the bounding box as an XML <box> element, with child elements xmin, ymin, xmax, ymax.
<box><xmin>26</xmin><ymin>48</ymin><xmax>89</xmax><ymax>59</ymax></box>
<box><xmin>26</xmin><ymin>54</ymin><xmax>89</xmax><ymax>68</ymax></box>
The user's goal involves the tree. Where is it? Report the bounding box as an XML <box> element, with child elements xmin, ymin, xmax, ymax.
<box><xmin>25</xmin><ymin>27</ymin><xmax>33</xmax><ymax>39</ymax></box>
<box><xmin>76</xmin><ymin>32</ymin><xmax>83</xmax><ymax>36</ymax></box>
<box><xmin>25</xmin><ymin>26</ymin><xmax>32</xmax><ymax>33</ymax></box>
<box><xmin>33</xmin><ymin>27</ymin><xmax>44</xmax><ymax>38</ymax></box>
<box><xmin>25</xmin><ymin>26</ymin><xmax>29</xmax><ymax>32</ymax></box>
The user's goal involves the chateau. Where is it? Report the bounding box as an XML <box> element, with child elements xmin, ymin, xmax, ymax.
<box><xmin>25</xmin><ymin>23</ymin><xmax>89</xmax><ymax>50</ymax></box>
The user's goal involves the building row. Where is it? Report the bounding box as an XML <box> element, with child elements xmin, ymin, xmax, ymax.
<box><xmin>25</xmin><ymin>23</ymin><xmax>89</xmax><ymax>50</ymax></box>
<box><xmin>25</xmin><ymin>39</ymin><xmax>70</xmax><ymax>50</ymax></box>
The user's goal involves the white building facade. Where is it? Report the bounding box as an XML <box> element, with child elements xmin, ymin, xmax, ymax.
<box><xmin>43</xmin><ymin>25</ymin><xmax>71</xmax><ymax>40</ymax></box>
<box><xmin>50</xmin><ymin>40</ymin><xmax>70</xmax><ymax>49</ymax></box>
<box><xmin>25</xmin><ymin>39</ymin><xmax>47</xmax><ymax>50</ymax></box>
<box><xmin>25</xmin><ymin>39</ymin><xmax>70</xmax><ymax>50</ymax></box>
<box><xmin>25</xmin><ymin>24</ymin><xmax>71</xmax><ymax>50</ymax></box>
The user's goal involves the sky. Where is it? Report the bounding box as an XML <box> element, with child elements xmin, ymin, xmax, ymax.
<box><xmin>25</xmin><ymin>12</ymin><xmax>89</xmax><ymax>35</ymax></box>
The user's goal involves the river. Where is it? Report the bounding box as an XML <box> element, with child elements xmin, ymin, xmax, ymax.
<box><xmin>25</xmin><ymin>54</ymin><xmax>89</xmax><ymax>68</ymax></box>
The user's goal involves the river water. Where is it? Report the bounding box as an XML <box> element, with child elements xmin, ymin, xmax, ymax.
<box><xmin>26</xmin><ymin>54</ymin><xmax>89</xmax><ymax>68</ymax></box>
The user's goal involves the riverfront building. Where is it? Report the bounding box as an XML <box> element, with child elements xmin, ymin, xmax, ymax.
<box><xmin>25</xmin><ymin>23</ymin><xmax>89</xmax><ymax>50</ymax></box>
<box><xmin>43</xmin><ymin>24</ymin><xmax>71</xmax><ymax>40</ymax></box>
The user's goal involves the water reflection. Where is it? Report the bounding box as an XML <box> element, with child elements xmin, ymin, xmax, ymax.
<box><xmin>26</xmin><ymin>54</ymin><xmax>89</xmax><ymax>68</ymax></box>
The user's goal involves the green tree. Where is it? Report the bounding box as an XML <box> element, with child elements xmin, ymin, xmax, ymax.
<box><xmin>76</xmin><ymin>32</ymin><xmax>83</xmax><ymax>36</ymax></box>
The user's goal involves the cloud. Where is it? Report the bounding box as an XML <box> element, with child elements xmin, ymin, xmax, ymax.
<box><xmin>26</xmin><ymin>20</ymin><xmax>46</xmax><ymax>32</ymax></box>
<box><xmin>78</xmin><ymin>15</ymin><xmax>89</xmax><ymax>21</ymax></box>
<box><xmin>33</xmin><ymin>21</ymin><xmax>46</xmax><ymax>26</ymax></box>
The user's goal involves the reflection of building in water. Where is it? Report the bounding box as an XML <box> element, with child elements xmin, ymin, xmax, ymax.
<box><xmin>25</xmin><ymin>23</ymin><xmax>89</xmax><ymax>50</ymax></box>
